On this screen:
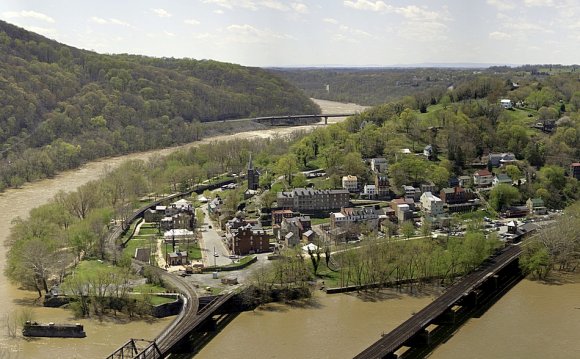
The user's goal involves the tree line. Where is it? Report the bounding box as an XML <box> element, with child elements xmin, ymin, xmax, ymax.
<box><xmin>0</xmin><ymin>20</ymin><xmax>319</xmax><ymax>191</ymax></box>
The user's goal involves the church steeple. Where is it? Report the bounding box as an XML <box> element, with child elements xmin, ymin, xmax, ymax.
<box><xmin>248</xmin><ymin>152</ymin><xmax>254</xmax><ymax>170</ymax></box>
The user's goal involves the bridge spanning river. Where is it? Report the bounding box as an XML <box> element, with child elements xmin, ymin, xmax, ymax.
<box><xmin>355</xmin><ymin>244</ymin><xmax>523</xmax><ymax>359</ymax></box>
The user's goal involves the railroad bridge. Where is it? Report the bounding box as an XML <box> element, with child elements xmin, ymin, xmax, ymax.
<box><xmin>252</xmin><ymin>113</ymin><xmax>355</xmax><ymax>126</ymax></box>
<box><xmin>106</xmin><ymin>292</ymin><xmax>237</xmax><ymax>359</ymax></box>
<box><xmin>355</xmin><ymin>244</ymin><xmax>523</xmax><ymax>359</ymax></box>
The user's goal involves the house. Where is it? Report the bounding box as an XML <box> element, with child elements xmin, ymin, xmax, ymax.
<box><xmin>277</xmin><ymin>188</ymin><xmax>350</xmax><ymax>211</ymax></box>
<box><xmin>231</xmin><ymin>223</ymin><xmax>270</xmax><ymax>255</ymax></box>
<box><xmin>420</xmin><ymin>192</ymin><xmax>444</xmax><ymax>217</ymax></box>
<box><xmin>458</xmin><ymin>175</ymin><xmax>471</xmax><ymax>188</ymax></box>
<box><xmin>207</xmin><ymin>196</ymin><xmax>223</xmax><ymax>215</ymax></box>
<box><xmin>374</xmin><ymin>175</ymin><xmax>390</xmax><ymax>199</ymax></box>
<box><xmin>163</xmin><ymin>228</ymin><xmax>195</xmax><ymax>244</ymax></box>
<box><xmin>247</xmin><ymin>153</ymin><xmax>260</xmax><ymax>191</ymax></box>
<box><xmin>271</xmin><ymin>209</ymin><xmax>294</xmax><ymax>225</ymax></box>
<box><xmin>440</xmin><ymin>187</ymin><xmax>471</xmax><ymax>205</ymax></box>
<box><xmin>493</xmin><ymin>173</ymin><xmax>513</xmax><ymax>187</ymax></box>
<box><xmin>342</xmin><ymin>175</ymin><xmax>358</xmax><ymax>192</ymax></box>
<box><xmin>370</xmin><ymin>158</ymin><xmax>388</xmax><ymax>173</ymax></box>
<box><xmin>571</xmin><ymin>163</ymin><xmax>580</xmax><ymax>180</ymax></box>
<box><xmin>403</xmin><ymin>185</ymin><xmax>421</xmax><ymax>201</ymax></box>
<box><xmin>302</xmin><ymin>229</ymin><xmax>316</xmax><ymax>243</ymax></box>
<box><xmin>166</xmin><ymin>251</ymin><xmax>188</xmax><ymax>266</ymax></box>
<box><xmin>280</xmin><ymin>216</ymin><xmax>312</xmax><ymax>237</ymax></box>
<box><xmin>500</xmin><ymin>99</ymin><xmax>512</xmax><ymax>109</ymax></box>
<box><xmin>363</xmin><ymin>184</ymin><xmax>376</xmax><ymax>198</ymax></box>
<box><xmin>423</xmin><ymin>145</ymin><xmax>434</xmax><ymax>159</ymax></box>
<box><xmin>473</xmin><ymin>169</ymin><xmax>493</xmax><ymax>187</ymax></box>
<box><xmin>488</xmin><ymin>153</ymin><xmax>516</xmax><ymax>167</ymax></box>
<box><xmin>504</xmin><ymin>206</ymin><xmax>530</xmax><ymax>218</ymax></box>
<box><xmin>330</xmin><ymin>207</ymin><xmax>379</xmax><ymax>230</ymax></box>
<box><xmin>526</xmin><ymin>198</ymin><xmax>547</xmax><ymax>215</ymax></box>
<box><xmin>421</xmin><ymin>182</ymin><xmax>437</xmax><ymax>195</ymax></box>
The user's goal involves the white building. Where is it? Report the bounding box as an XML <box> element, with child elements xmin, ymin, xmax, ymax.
<box><xmin>420</xmin><ymin>192</ymin><xmax>444</xmax><ymax>217</ymax></box>
<box><xmin>500</xmin><ymin>99</ymin><xmax>513</xmax><ymax>109</ymax></box>
<box><xmin>342</xmin><ymin>175</ymin><xmax>358</xmax><ymax>192</ymax></box>
<box><xmin>163</xmin><ymin>228</ymin><xmax>194</xmax><ymax>243</ymax></box>
<box><xmin>363</xmin><ymin>184</ymin><xmax>376</xmax><ymax>198</ymax></box>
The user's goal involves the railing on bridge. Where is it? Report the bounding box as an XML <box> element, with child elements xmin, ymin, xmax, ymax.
<box><xmin>106</xmin><ymin>339</ymin><xmax>162</xmax><ymax>359</ymax></box>
<box><xmin>354</xmin><ymin>245</ymin><xmax>523</xmax><ymax>359</ymax></box>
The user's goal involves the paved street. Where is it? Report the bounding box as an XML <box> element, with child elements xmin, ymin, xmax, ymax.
<box><xmin>199</xmin><ymin>205</ymin><xmax>233</xmax><ymax>267</ymax></box>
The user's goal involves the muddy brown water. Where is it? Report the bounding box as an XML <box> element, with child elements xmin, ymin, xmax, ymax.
<box><xmin>3</xmin><ymin>99</ymin><xmax>579</xmax><ymax>359</ymax></box>
<box><xmin>0</xmin><ymin>99</ymin><xmax>365</xmax><ymax>358</ymax></box>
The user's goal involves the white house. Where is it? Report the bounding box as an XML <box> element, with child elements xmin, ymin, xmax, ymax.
<box><xmin>473</xmin><ymin>169</ymin><xmax>494</xmax><ymax>187</ymax></box>
<box><xmin>342</xmin><ymin>175</ymin><xmax>358</xmax><ymax>192</ymax></box>
<box><xmin>363</xmin><ymin>184</ymin><xmax>376</xmax><ymax>198</ymax></box>
<box><xmin>420</xmin><ymin>192</ymin><xmax>444</xmax><ymax>217</ymax></box>
<box><xmin>500</xmin><ymin>99</ymin><xmax>512</xmax><ymax>109</ymax></box>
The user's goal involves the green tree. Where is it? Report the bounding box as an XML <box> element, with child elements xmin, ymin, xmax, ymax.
<box><xmin>489</xmin><ymin>184</ymin><xmax>521</xmax><ymax>211</ymax></box>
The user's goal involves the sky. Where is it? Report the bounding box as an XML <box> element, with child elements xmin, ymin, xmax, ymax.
<box><xmin>0</xmin><ymin>0</ymin><xmax>579</xmax><ymax>67</ymax></box>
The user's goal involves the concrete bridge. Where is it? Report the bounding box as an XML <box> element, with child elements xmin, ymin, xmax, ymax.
<box><xmin>251</xmin><ymin>113</ymin><xmax>355</xmax><ymax>126</ymax></box>
<box><xmin>354</xmin><ymin>244</ymin><xmax>523</xmax><ymax>359</ymax></box>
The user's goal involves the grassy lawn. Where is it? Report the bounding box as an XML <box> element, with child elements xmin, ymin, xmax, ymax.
<box><xmin>150</xmin><ymin>295</ymin><xmax>177</xmax><ymax>305</ymax></box>
<box><xmin>310</xmin><ymin>217</ymin><xmax>330</xmax><ymax>225</ymax></box>
<box><xmin>162</xmin><ymin>241</ymin><xmax>202</xmax><ymax>260</ymax></box>
<box><xmin>307</xmin><ymin>176</ymin><xmax>334</xmax><ymax>190</ymax></box>
<box><xmin>138</xmin><ymin>226</ymin><xmax>160</xmax><ymax>235</ymax></box>
<box><xmin>123</xmin><ymin>236</ymin><xmax>155</xmax><ymax>258</ymax></box>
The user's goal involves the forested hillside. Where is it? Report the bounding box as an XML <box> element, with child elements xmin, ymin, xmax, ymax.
<box><xmin>0</xmin><ymin>20</ymin><xmax>319</xmax><ymax>190</ymax></box>
<box><xmin>270</xmin><ymin>67</ymin><xmax>475</xmax><ymax>106</ymax></box>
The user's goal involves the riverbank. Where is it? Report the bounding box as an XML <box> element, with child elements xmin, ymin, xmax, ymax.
<box><xmin>0</xmin><ymin>99</ymin><xmax>367</xmax><ymax>358</ymax></box>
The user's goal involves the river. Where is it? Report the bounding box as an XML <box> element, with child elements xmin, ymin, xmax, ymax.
<box><xmin>0</xmin><ymin>99</ymin><xmax>366</xmax><ymax>358</ymax></box>
<box><xmin>2</xmin><ymin>98</ymin><xmax>579</xmax><ymax>359</ymax></box>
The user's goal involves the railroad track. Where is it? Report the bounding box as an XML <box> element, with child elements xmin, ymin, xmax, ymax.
<box><xmin>355</xmin><ymin>245</ymin><xmax>522</xmax><ymax>359</ymax></box>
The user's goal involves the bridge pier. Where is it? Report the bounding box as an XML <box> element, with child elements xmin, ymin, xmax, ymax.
<box><xmin>403</xmin><ymin>328</ymin><xmax>431</xmax><ymax>348</ymax></box>
<box><xmin>433</xmin><ymin>306</ymin><xmax>459</xmax><ymax>325</ymax></box>
<box><xmin>324</xmin><ymin>116</ymin><xmax>328</xmax><ymax>125</ymax></box>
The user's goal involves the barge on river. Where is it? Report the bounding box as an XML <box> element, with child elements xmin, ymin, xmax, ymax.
<box><xmin>23</xmin><ymin>321</ymin><xmax>86</xmax><ymax>338</ymax></box>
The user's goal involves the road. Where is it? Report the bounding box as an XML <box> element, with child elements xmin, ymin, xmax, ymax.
<box><xmin>199</xmin><ymin>205</ymin><xmax>233</xmax><ymax>267</ymax></box>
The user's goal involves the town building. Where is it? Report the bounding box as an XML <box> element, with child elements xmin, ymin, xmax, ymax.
<box><xmin>488</xmin><ymin>152</ymin><xmax>516</xmax><ymax>167</ymax></box>
<box><xmin>279</xmin><ymin>216</ymin><xmax>312</xmax><ymax>243</ymax></box>
<box><xmin>166</xmin><ymin>251</ymin><xmax>188</xmax><ymax>266</ymax></box>
<box><xmin>571</xmin><ymin>163</ymin><xmax>580</xmax><ymax>180</ymax></box>
<box><xmin>271</xmin><ymin>209</ymin><xmax>294</xmax><ymax>225</ymax></box>
<box><xmin>493</xmin><ymin>173</ymin><xmax>513</xmax><ymax>187</ymax></box>
<box><xmin>500</xmin><ymin>99</ymin><xmax>513</xmax><ymax>109</ymax></box>
<box><xmin>342</xmin><ymin>175</ymin><xmax>358</xmax><ymax>192</ymax></box>
<box><xmin>526</xmin><ymin>198</ymin><xmax>548</xmax><ymax>215</ymax></box>
<box><xmin>247</xmin><ymin>153</ymin><xmax>260</xmax><ymax>191</ymax></box>
<box><xmin>330</xmin><ymin>207</ymin><xmax>379</xmax><ymax>230</ymax></box>
<box><xmin>277</xmin><ymin>188</ymin><xmax>350</xmax><ymax>211</ymax></box>
<box><xmin>420</xmin><ymin>192</ymin><xmax>444</xmax><ymax>217</ymax></box>
<box><xmin>230</xmin><ymin>223</ymin><xmax>270</xmax><ymax>255</ymax></box>
<box><xmin>374</xmin><ymin>175</ymin><xmax>390</xmax><ymax>199</ymax></box>
<box><xmin>363</xmin><ymin>184</ymin><xmax>376</xmax><ymax>198</ymax></box>
<box><xmin>370</xmin><ymin>157</ymin><xmax>388</xmax><ymax>173</ymax></box>
<box><xmin>473</xmin><ymin>169</ymin><xmax>494</xmax><ymax>187</ymax></box>
<box><xmin>440</xmin><ymin>187</ymin><xmax>472</xmax><ymax>204</ymax></box>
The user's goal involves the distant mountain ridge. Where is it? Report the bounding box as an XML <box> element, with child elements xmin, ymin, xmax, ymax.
<box><xmin>0</xmin><ymin>20</ymin><xmax>319</xmax><ymax>190</ymax></box>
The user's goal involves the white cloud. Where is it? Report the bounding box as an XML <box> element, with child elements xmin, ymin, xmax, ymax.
<box><xmin>214</xmin><ymin>9</ymin><xmax>225</xmax><ymax>14</ymax></box>
<box><xmin>291</xmin><ymin>2</ymin><xmax>309</xmax><ymax>14</ymax></box>
<box><xmin>260</xmin><ymin>0</ymin><xmax>288</xmax><ymax>11</ymax></box>
<box><xmin>152</xmin><ymin>8</ymin><xmax>172</xmax><ymax>18</ymax></box>
<box><xmin>90</xmin><ymin>16</ymin><xmax>108</xmax><ymax>24</ymax></box>
<box><xmin>203</xmin><ymin>0</ymin><xmax>258</xmax><ymax>10</ymax></box>
<box><xmin>524</xmin><ymin>0</ymin><xmax>554</xmax><ymax>7</ymax></box>
<box><xmin>343</xmin><ymin>0</ymin><xmax>392</xmax><ymax>12</ymax></box>
<box><xmin>184</xmin><ymin>19</ymin><xmax>200</xmax><ymax>25</ymax></box>
<box><xmin>164</xmin><ymin>31</ymin><xmax>175</xmax><ymax>37</ymax></box>
<box><xmin>323</xmin><ymin>18</ymin><xmax>338</xmax><ymax>24</ymax></box>
<box><xmin>486</xmin><ymin>0</ymin><xmax>516</xmax><ymax>11</ymax></box>
<box><xmin>109</xmin><ymin>18</ymin><xmax>132</xmax><ymax>27</ymax></box>
<box><xmin>395</xmin><ymin>5</ymin><xmax>448</xmax><ymax>22</ymax></box>
<box><xmin>1</xmin><ymin>10</ymin><xmax>55</xmax><ymax>23</ymax></box>
<box><xmin>489</xmin><ymin>31</ymin><xmax>512</xmax><ymax>40</ymax></box>
<box><xmin>398</xmin><ymin>21</ymin><xmax>449</xmax><ymax>42</ymax></box>
<box><xmin>226</xmin><ymin>24</ymin><xmax>294</xmax><ymax>43</ymax></box>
